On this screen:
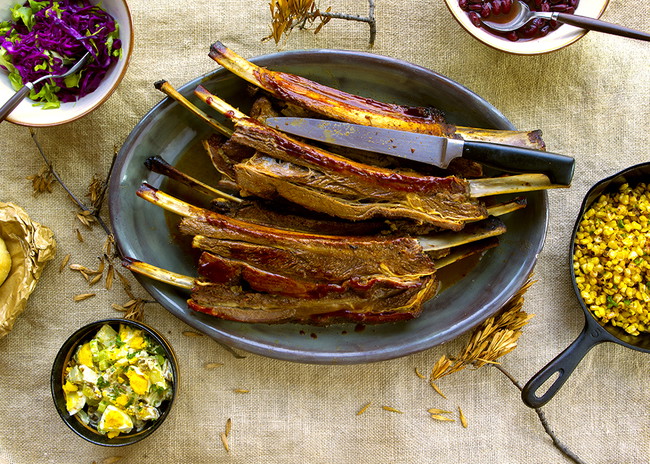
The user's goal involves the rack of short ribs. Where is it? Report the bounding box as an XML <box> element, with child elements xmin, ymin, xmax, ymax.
<box><xmin>124</xmin><ymin>43</ymin><xmax>562</xmax><ymax>325</ymax></box>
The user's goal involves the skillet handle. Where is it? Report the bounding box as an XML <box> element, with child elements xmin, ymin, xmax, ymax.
<box><xmin>521</xmin><ymin>324</ymin><xmax>604</xmax><ymax>408</ymax></box>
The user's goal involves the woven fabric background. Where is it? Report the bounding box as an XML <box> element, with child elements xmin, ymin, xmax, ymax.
<box><xmin>0</xmin><ymin>1</ymin><xmax>648</xmax><ymax>463</ymax></box>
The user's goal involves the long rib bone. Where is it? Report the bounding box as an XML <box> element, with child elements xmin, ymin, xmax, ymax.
<box><xmin>154</xmin><ymin>80</ymin><xmax>232</xmax><ymax>137</ymax></box>
<box><xmin>208</xmin><ymin>41</ymin><xmax>545</xmax><ymax>150</ymax></box>
<box><xmin>136</xmin><ymin>183</ymin><xmax>505</xmax><ymax>253</ymax></box>
<box><xmin>122</xmin><ymin>257</ymin><xmax>193</xmax><ymax>290</ymax></box>
<box><xmin>417</xmin><ymin>217</ymin><xmax>504</xmax><ymax>251</ymax></box>
<box><xmin>144</xmin><ymin>154</ymin><xmax>526</xmax><ymax>223</ymax></box>
<box><xmin>469</xmin><ymin>174</ymin><xmax>555</xmax><ymax>197</ymax></box>
<box><xmin>145</xmin><ymin>155</ymin><xmax>242</xmax><ymax>203</ymax></box>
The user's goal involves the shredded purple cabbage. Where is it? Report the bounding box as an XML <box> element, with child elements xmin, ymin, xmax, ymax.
<box><xmin>0</xmin><ymin>0</ymin><xmax>121</xmax><ymax>106</ymax></box>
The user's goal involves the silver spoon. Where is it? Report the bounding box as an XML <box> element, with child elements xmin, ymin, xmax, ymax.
<box><xmin>0</xmin><ymin>51</ymin><xmax>91</xmax><ymax>122</ymax></box>
<box><xmin>482</xmin><ymin>0</ymin><xmax>650</xmax><ymax>42</ymax></box>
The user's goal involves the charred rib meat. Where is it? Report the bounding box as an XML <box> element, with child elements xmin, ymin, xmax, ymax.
<box><xmin>128</xmin><ymin>47</ymin><xmax>554</xmax><ymax>326</ymax></box>
<box><xmin>195</xmin><ymin>86</ymin><xmax>488</xmax><ymax>230</ymax></box>
<box><xmin>208</xmin><ymin>41</ymin><xmax>545</xmax><ymax>150</ymax></box>
<box><xmin>189</xmin><ymin>276</ymin><xmax>438</xmax><ymax>324</ymax></box>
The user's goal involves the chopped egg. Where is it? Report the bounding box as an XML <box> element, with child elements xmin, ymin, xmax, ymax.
<box><xmin>126</xmin><ymin>367</ymin><xmax>149</xmax><ymax>395</ymax></box>
<box><xmin>65</xmin><ymin>389</ymin><xmax>86</xmax><ymax>415</ymax></box>
<box><xmin>98</xmin><ymin>405</ymin><xmax>133</xmax><ymax>437</ymax></box>
<box><xmin>129</xmin><ymin>334</ymin><xmax>145</xmax><ymax>350</ymax></box>
<box><xmin>62</xmin><ymin>380</ymin><xmax>78</xmax><ymax>393</ymax></box>
<box><xmin>119</xmin><ymin>325</ymin><xmax>147</xmax><ymax>350</ymax></box>
<box><xmin>76</xmin><ymin>342</ymin><xmax>94</xmax><ymax>367</ymax></box>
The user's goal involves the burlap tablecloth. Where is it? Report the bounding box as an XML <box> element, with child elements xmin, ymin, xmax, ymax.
<box><xmin>0</xmin><ymin>1</ymin><xmax>648</xmax><ymax>462</ymax></box>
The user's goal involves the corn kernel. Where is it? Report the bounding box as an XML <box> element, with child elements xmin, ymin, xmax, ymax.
<box><xmin>573</xmin><ymin>182</ymin><xmax>650</xmax><ymax>336</ymax></box>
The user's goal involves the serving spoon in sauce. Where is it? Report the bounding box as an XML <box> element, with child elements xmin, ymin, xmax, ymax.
<box><xmin>482</xmin><ymin>0</ymin><xmax>650</xmax><ymax>41</ymax></box>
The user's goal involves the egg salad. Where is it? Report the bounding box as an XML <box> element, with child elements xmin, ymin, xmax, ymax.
<box><xmin>63</xmin><ymin>323</ymin><xmax>174</xmax><ymax>438</ymax></box>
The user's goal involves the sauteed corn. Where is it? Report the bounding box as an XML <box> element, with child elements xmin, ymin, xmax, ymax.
<box><xmin>573</xmin><ymin>183</ymin><xmax>650</xmax><ymax>336</ymax></box>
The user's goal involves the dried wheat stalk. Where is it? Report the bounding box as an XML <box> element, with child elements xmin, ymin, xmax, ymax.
<box><xmin>29</xmin><ymin>129</ymin><xmax>113</xmax><ymax>235</ymax></box>
<box><xmin>266</xmin><ymin>0</ymin><xmax>376</xmax><ymax>45</ymax></box>
<box><xmin>430</xmin><ymin>279</ymin><xmax>535</xmax><ymax>381</ymax></box>
<box><xmin>424</xmin><ymin>277</ymin><xmax>586</xmax><ymax>464</ymax></box>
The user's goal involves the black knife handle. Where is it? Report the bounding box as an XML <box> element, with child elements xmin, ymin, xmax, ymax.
<box><xmin>462</xmin><ymin>141</ymin><xmax>575</xmax><ymax>185</ymax></box>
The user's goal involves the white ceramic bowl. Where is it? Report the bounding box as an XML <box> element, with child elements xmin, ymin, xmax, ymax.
<box><xmin>0</xmin><ymin>0</ymin><xmax>133</xmax><ymax>126</ymax></box>
<box><xmin>444</xmin><ymin>0</ymin><xmax>610</xmax><ymax>55</ymax></box>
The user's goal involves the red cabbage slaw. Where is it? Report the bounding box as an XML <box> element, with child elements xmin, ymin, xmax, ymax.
<box><xmin>0</xmin><ymin>0</ymin><xmax>121</xmax><ymax>109</ymax></box>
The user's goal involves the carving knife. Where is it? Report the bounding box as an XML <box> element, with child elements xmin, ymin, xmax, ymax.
<box><xmin>265</xmin><ymin>117</ymin><xmax>575</xmax><ymax>185</ymax></box>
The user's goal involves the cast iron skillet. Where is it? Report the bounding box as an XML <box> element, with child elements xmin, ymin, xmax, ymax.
<box><xmin>522</xmin><ymin>162</ymin><xmax>650</xmax><ymax>408</ymax></box>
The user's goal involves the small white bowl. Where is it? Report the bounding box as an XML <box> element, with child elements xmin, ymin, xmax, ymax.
<box><xmin>444</xmin><ymin>0</ymin><xmax>610</xmax><ymax>55</ymax></box>
<box><xmin>0</xmin><ymin>0</ymin><xmax>133</xmax><ymax>126</ymax></box>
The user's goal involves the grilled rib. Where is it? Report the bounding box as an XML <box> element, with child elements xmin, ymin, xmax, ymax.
<box><xmin>122</xmin><ymin>237</ymin><xmax>496</xmax><ymax>325</ymax></box>
<box><xmin>137</xmin><ymin>182</ymin><xmax>507</xmax><ymax>254</ymax></box>
<box><xmin>208</xmin><ymin>41</ymin><xmax>546</xmax><ymax>150</ymax></box>
<box><xmin>194</xmin><ymin>86</ymin><xmax>487</xmax><ymax>230</ymax></box>
<box><xmin>144</xmin><ymin>155</ymin><xmax>525</xmax><ymax>239</ymax></box>
<box><xmin>124</xmin><ymin>256</ymin><xmax>437</xmax><ymax>324</ymax></box>
<box><xmin>137</xmin><ymin>183</ymin><xmax>438</xmax><ymax>283</ymax></box>
<box><xmin>197</xmin><ymin>251</ymin><xmax>424</xmax><ymax>298</ymax></box>
<box><xmin>156</xmin><ymin>80</ymin><xmax>484</xmax><ymax>179</ymax></box>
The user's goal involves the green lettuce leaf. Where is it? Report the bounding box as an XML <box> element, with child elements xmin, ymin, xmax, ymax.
<box><xmin>11</xmin><ymin>5</ymin><xmax>35</xmax><ymax>30</ymax></box>
<box><xmin>29</xmin><ymin>81</ymin><xmax>61</xmax><ymax>109</ymax></box>
<box><xmin>63</xmin><ymin>71</ymin><xmax>81</xmax><ymax>88</ymax></box>
<box><xmin>28</xmin><ymin>0</ymin><xmax>49</xmax><ymax>13</ymax></box>
<box><xmin>0</xmin><ymin>49</ymin><xmax>16</xmax><ymax>73</ymax></box>
<box><xmin>8</xmin><ymin>69</ymin><xmax>23</xmax><ymax>90</ymax></box>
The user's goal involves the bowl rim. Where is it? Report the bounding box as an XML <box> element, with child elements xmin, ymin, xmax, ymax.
<box><xmin>50</xmin><ymin>318</ymin><xmax>178</xmax><ymax>447</ymax></box>
<box><xmin>443</xmin><ymin>0</ymin><xmax>611</xmax><ymax>55</ymax></box>
<box><xmin>4</xmin><ymin>0</ymin><xmax>134</xmax><ymax>127</ymax></box>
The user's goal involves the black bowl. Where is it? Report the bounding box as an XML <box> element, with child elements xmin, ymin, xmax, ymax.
<box><xmin>51</xmin><ymin>319</ymin><xmax>178</xmax><ymax>446</ymax></box>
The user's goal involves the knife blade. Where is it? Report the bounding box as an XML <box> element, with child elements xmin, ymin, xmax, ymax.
<box><xmin>265</xmin><ymin>117</ymin><xmax>575</xmax><ymax>185</ymax></box>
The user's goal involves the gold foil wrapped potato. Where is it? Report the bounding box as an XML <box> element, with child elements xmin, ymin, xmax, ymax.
<box><xmin>0</xmin><ymin>202</ymin><xmax>56</xmax><ymax>338</ymax></box>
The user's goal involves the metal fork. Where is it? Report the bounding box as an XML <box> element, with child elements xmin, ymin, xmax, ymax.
<box><xmin>0</xmin><ymin>51</ymin><xmax>91</xmax><ymax>122</ymax></box>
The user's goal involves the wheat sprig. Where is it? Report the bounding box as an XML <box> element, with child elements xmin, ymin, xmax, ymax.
<box><xmin>430</xmin><ymin>278</ymin><xmax>535</xmax><ymax>381</ymax></box>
